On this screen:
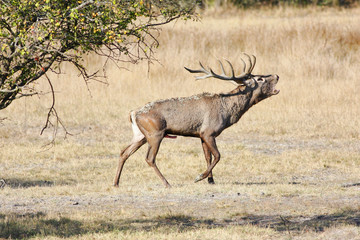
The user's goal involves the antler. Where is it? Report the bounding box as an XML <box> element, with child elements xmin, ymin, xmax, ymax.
<box><xmin>184</xmin><ymin>53</ymin><xmax>256</xmax><ymax>85</ymax></box>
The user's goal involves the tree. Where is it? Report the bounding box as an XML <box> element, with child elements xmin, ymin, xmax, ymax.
<box><xmin>0</xmin><ymin>0</ymin><xmax>198</xmax><ymax>132</ymax></box>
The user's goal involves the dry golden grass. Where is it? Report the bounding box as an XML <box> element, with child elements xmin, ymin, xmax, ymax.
<box><xmin>1</xmin><ymin>6</ymin><xmax>360</xmax><ymax>240</ymax></box>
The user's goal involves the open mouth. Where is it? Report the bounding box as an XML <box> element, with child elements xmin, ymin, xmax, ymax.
<box><xmin>270</xmin><ymin>84</ymin><xmax>280</xmax><ymax>95</ymax></box>
<box><xmin>272</xmin><ymin>88</ymin><xmax>280</xmax><ymax>95</ymax></box>
<box><xmin>271</xmin><ymin>76</ymin><xmax>280</xmax><ymax>95</ymax></box>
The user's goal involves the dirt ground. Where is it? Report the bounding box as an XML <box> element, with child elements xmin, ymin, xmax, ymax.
<box><xmin>1</xmin><ymin>132</ymin><xmax>360</xmax><ymax>238</ymax></box>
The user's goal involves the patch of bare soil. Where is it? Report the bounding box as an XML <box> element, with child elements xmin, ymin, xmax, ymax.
<box><xmin>0</xmin><ymin>188</ymin><xmax>360</xmax><ymax>239</ymax></box>
<box><xmin>1</xmin><ymin>179</ymin><xmax>360</xmax><ymax>228</ymax></box>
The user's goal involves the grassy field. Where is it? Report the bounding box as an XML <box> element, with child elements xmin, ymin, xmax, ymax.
<box><xmin>1</xmin><ymin>6</ymin><xmax>360</xmax><ymax>239</ymax></box>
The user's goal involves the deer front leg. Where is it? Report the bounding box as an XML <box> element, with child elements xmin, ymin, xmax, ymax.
<box><xmin>195</xmin><ymin>136</ymin><xmax>220</xmax><ymax>183</ymax></box>
<box><xmin>201</xmin><ymin>139</ymin><xmax>215</xmax><ymax>184</ymax></box>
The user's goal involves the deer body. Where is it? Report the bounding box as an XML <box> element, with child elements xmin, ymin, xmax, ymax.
<box><xmin>114</xmin><ymin>54</ymin><xmax>279</xmax><ymax>187</ymax></box>
<box><xmin>136</xmin><ymin>89</ymin><xmax>255</xmax><ymax>137</ymax></box>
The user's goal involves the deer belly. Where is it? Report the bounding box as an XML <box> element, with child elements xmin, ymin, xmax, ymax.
<box><xmin>165</xmin><ymin>122</ymin><xmax>201</xmax><ymax>137</ymax></box>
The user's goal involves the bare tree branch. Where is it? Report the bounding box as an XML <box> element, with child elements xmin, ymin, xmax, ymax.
<box><xmin>40</xmin><ymin>73</ymin><xmax>72</xmax><ymax>143</ymax></box>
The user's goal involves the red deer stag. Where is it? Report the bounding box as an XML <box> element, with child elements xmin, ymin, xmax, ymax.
<box><xmin>114</xmin><ymin>53</ymin><xmax>279</xmax><ymax>188</ymax></box>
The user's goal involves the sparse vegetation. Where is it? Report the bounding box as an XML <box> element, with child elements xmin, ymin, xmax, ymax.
<box><xmin>0</xmin><ymin>6</ymin><xmax>360</xmax><ymax>240</ymax></box>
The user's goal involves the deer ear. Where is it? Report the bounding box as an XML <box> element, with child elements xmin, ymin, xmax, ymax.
<box><xmin>244</xmin><ymin>79</ymin><xmax>256</xmax><ymax>88</ymax></box>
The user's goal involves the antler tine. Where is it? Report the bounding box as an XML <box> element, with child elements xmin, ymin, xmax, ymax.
<box><xmin>224</xmin><ymin>59</ymin><xmax>235</xmax><ymax>78</ymax></box>
<box><xmin>240</xmin><ymin>57</ymin><xmax>247</xmax><ymax>74</ymax></box>
<box><xmin>218</xmin><ymin>59</ymin><xmax>226</xmax><ymax>76</ymax></box>
<box><xmin>199</xmin><ymin>61</ymin><xmax>209</xmax><ymax>73</ymax></box>
<box><xmin>241</xmin><ymin>53</ymin><xmax>256</xmax><ymax>74</ymax></box>
<box><xmin>209</xmin><ymin>59</ymin><xmax>236</xmax><ymax>80</ymax></box>
<box><xmin>249</xmin><ymin>55</ymin><xmax>256</xmax><ymax>73</ymax></box>
<box><xmin>227</xmin><ymin>58</ymin><xmax>249</xmax><ymax>79</ymax></box>
<box><xmin>242</xmin><ymin>53</ymin><xmax>252</xmax><ymax>74</ymax></box>
<box><xmin>184</xmin><ymin>62</ymin><xmax>213</xmax><ymax>80</ymax></box>
<box><xmin>184</xmin><ymin>62</ymin><xmax>207</xmax><ymax>74</ymax></box>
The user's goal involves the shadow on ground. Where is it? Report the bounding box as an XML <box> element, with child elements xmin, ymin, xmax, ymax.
<box><xmin>1</xmin><ymin>210</ymin><xmax>360</xmax><ymax>239</ymax></box>
<box><xmin>0</xmin><ymin>178</ymin><xmax>75</xmax><ymax>188</ymax></box>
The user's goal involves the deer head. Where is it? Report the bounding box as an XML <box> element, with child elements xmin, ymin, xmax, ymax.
<box><xmin>184</xmin><ymin>53</ymin><xmax>279</xmax><ymax>104</ymax></box>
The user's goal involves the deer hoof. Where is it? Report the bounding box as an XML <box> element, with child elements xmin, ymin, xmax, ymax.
<box><xmin>208</xmin><ymin>177</ymin><xmax>215</xmax><ymax>184</ymax></box>
<box><xmin>194</xmin><ymin>174</ymin><xmax>205</xmax><ymax>183</ymax></box>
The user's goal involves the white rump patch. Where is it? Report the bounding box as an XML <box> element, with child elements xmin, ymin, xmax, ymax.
<box><xmin>130</xmin><ymin>111</ymin><xmax>145</xmax><ymax>142</ymax></box>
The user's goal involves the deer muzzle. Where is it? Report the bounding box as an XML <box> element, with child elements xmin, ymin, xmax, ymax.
<box><xmin>271</xmin><ymin>75</ymin><xmax>280</xmax><ymax>95</ymax></box>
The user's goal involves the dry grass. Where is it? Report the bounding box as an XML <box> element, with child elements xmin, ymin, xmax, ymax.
<box><xmin>1</xmin><ymin>6</ymin><xmax>360</xmax><ymax>240</ymax></box>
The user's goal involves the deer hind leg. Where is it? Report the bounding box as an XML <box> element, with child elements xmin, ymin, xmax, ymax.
<box><xmin>113</xmin><ymin>137</ymin><xmax>146</xmax><ymax>186</ymax></box>
<box><xmin>114</xmin><ymin>112</ymin><xmax>147</xmax><ymax>187</ymax></box>
<box><xmin>195</xmin><ymin>136</ymin><xmax>220</xmax><ymax>183</ymax></box>
<box><xmin>145</xmin><ymin>133</ymin><xmax>171</xmax><ymax>188</ymax></box>
<box><xmin>201</xmin><ymin>139</ymin><xmax>215</xmax><ymax>184</ymax></box>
